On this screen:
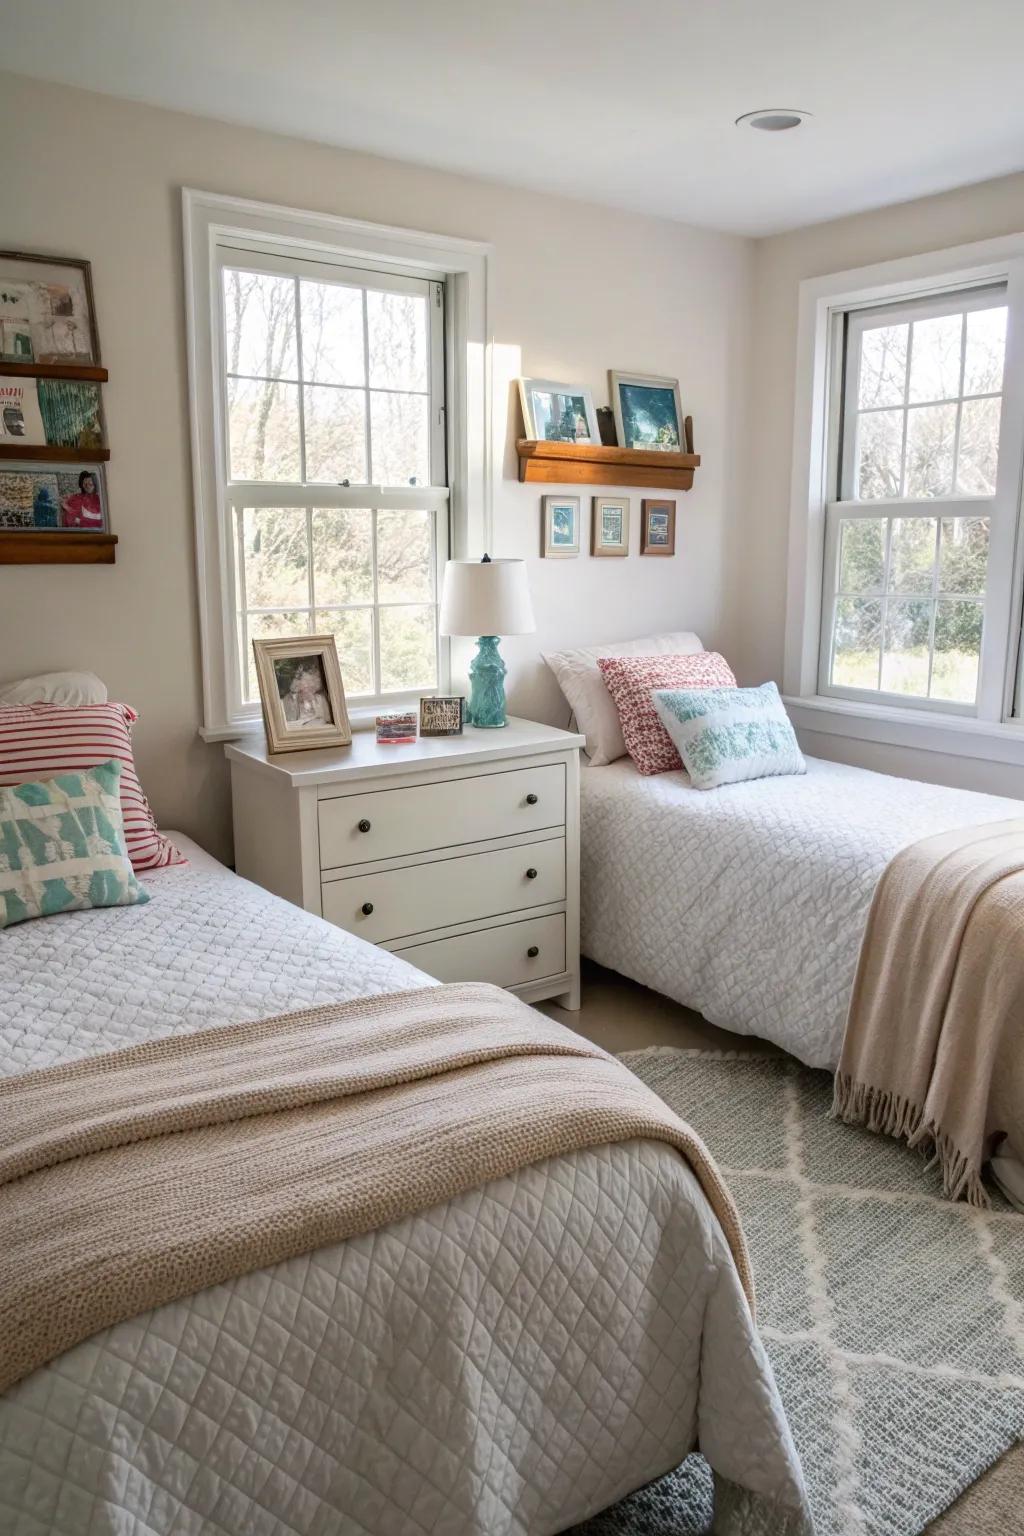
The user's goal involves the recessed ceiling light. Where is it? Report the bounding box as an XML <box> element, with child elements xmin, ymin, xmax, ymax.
<box><xmin>735</xmin><ymin>108</ymin><xmax>811</xmax><ymax>132</ymax></box>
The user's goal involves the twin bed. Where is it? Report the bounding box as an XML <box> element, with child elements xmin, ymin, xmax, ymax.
<box><xmin>0</xmin><ymin>835</ymin><xmax>807</xmax><ymax>1536</ymax></box>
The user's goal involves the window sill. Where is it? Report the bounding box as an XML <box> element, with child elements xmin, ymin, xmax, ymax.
<box><xmin>783</xmin><ymin>695</ymin><xmax>1024</xmax><ymax>768</ymax></box>
<box><xmin>199</xmin><ymin>706</ymin><xmax>409</xmax><ymax>744</ymax></box>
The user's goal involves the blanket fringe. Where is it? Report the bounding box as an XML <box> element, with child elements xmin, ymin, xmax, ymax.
<box><xmin>831</xmin><ymin>1074</ymin><xmax>990</xmax><ymax>1208</ymax></box>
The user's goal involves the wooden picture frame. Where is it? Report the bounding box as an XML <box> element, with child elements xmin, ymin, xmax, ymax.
<box><xmin>591</xmin><ymin>495</ymin><xmax>629</xmax><ymax>556</ymax></box>
<box><xmin>610</xmin><ymin>371</ymin><xmax>684</xmax><ymax>453</ymax></box>
<box><xmin>640</xmin><ymin>498</ymin><xmax>676</xmax><ymax>556</ymax></box>
<box><xmin>419</xmin><ymin>695</ymin><xmax>465</xmax><ymax>736</ymax></box>
<box><xmin>0</xmin><ymin>251</ymin><xmax>101</xmax><ymax>368</ymax></box>
<box><xmin>518</xmin><ymin>378</ymin><xmax>601</xmax><ymax>445</ymax></box>
<box><xmin>541</xmin><ymin>494</ymin><xmax>581</xmax><ymax>557</ymax></box>
<box><xmin>252</xmin><ymin>634</ymin><xmax>352</xmax><ymax>754</ymax></box>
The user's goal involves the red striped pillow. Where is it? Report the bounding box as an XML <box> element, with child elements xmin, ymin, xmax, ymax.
<box><xmin>0</xmin><ymin>703</ymin><xmax>185</xmax><ymax>873</ymax></box>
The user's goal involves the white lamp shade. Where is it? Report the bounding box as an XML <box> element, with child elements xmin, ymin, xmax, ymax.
<box><xmin>439</xmin><ymin>559</ymin><xmax>536</xmax><ymax>637</ymax></box>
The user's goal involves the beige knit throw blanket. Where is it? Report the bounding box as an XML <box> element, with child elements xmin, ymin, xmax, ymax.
<box><xmin>0</xmin><ymin>981</ymin><xmax>752</xmax><ymax>1394</ymax></box>
<box><xmin>835</xmin><ymin>817</ymin><xmax>1024</xmax><ymax>1205</ymax></box>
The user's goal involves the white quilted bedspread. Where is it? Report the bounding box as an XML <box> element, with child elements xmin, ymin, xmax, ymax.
<box><xmin>582</xmin><ymin>756</ymin><xmax>1023</xmax><ymax>1069</ymax></box>
<box><xmin>0</xmin><ymin>839</ymin><xmax>806</xmax><ymax>1536</ymax></box>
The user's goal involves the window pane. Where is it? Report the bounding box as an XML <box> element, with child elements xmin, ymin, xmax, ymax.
<box><xmin>855</xmin><ymin>410</ymin><xmax>903</xmax><ymax>499</ymax></box>
<box><xmin>931</xmin><ymin>601</ymin><xmax>983</xmax><ymax>703</ymax></box>
<box><xmin>379</xmin><ymin>604</ymin><xmax>437</xmax><ymax>692</ymax></box>
<box><xmin>370</xmin><ymin>392</ymin><xmax>430</xmax><ymax>486</ymax></box>
<box><xmin>939</xmin><ymin>516</ymin><xmax>989</xmax><ymax>596</ymax></box>
<box><xmin>299</xmin><ymin>281</ymin><xmax>364</xmax><ymax>386</ymax></box>
<box><xmin>963</xmin><ymin>307</ymin><xmax>1007</xmax><ymax>396</ymax></box>
<box><xmin>377</xmin><ymin>509</ymin><xmax>433</xmax><ymax>603</ymax></box>
<box><xmin>240</xmin><ymin>507</ymin><xmax>308</xmax><ymax>608</ymax></box>
<box><xmin>367</xmin><ymin>290</ymin><xmax>428</xmax><ymax>392</ymax></box>
<box><xmin>243</xmin><ymin>609</ymin><xmax>311</xmax><ymax>701</ymax></box>
<box><xmin>904</xmin><ymin>403</ymin><xmax>956</xmax><ymax>497</ymax></box>
<box><xmin>956</xmin><ymin>395</ymin><xmax>1001</xmax><ymax>495</ymax></box>
<box><xmin>881</xmin><ymin>598</ymin><xmax>933</xmax><ymax>696</ymax></box>
<box><xmin>223</xmin><ymin>270</ymin><xmax>298</xmax><ymax>380</ymax></box>
<box><xmin>831</xmin><ymin>597</ymin><xmax>881</xmax><ymax>690</ymax></box>
<box><xmin>888</xmin><ymin>516</ymin><xmax>936</xmax><ymax>595</ymax></box>
<box><xmin>858</xmin><ymin>324</ymin><xmax>907</xmax><ymax>409</ymax></box>
<box><xmin>315</xmin><ymin>607</ymin><xmax>374</xmax><ymax>696</ymax></box>
<box><xmin>908</xmin><ymin>313</ymin><xmax>962</xmax><ymax>403</ymax></box>
<box><xmin>304</xmin><ymin>385</ymin><xmax>367</xmax><ymax>483</ymax></box>
<box><xmin>837</xmin><ymin>518</ymin><xmax>884</xmax><ymax>593</ymax></box>
<box><xmin>227</xmin><ymin>377</ymin><xmax>301</xmax><ymax>481</ymax></box>
<box><xmin>311</xmin><ymin>508</ymin><xmax>372</xmax><ymax>605</ymax></box>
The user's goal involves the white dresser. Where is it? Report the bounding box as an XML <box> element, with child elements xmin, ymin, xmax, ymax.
<box><xmin>225</xmin><ymin>717</ymin><xmax>584</xmax><ymax>1009</ymax></box>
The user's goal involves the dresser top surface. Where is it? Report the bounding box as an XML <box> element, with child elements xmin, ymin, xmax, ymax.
<box><xmin>225</xmin><ymin>716</ymin><xmax>585</xmax><ymax>787</ymax></box>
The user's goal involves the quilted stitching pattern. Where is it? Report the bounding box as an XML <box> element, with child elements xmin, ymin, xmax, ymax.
<box><xmin>597</xmin><ymin>654</ymin><xmax>736</xmax><ymax>776</ymax></box>
<box><xmin>0</xmin><ymin>860</ymin><xmax>806</xmax><ymax>1535</ymax></box>
<box><xmin>580</xmin><ymin>755</ymin><xmax>1024</xmax><ymax>1069</ymax></box>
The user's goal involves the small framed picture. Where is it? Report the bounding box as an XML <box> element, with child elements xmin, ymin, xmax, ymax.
<box><xmin>0</xmin><ymin>251</ymin><xmax>100</xmax><ymax>366</ymax></box>
<box><xmin>376</xmin><ymin>711</ymin><xmax>418</xmax><ymax>744</ymax></box>
<box><xmin>610</xmin><ymin>371</ymin><xmax>684</xmax><ymax>452</ymax></box>
<box><xmin>253</xmin><ymin>634</ymin><xmax>352</xmax><ymax>754</ymax></box>
<box><xmin>542</xmin><ymin>494</ymin><xmax>581</xmax><ymax>558</ymax></box>
<box><xmin>591</xmin><ymin>496</ymin><xmax>629</xmax><ymax>557</ymax></box>
<box><xmin>419</xmin><ymin>695</ymin><xmax>464</xmax><ymax>736</ymax></box>
<box><xmin>0</xmin><ymin>461</ymin><xmax>109</xmax><ymax>532</ymax></box>
<box><xmin>518</xmin><ymin>378</ymin><xmax>600</xmax><ymax>445</ymax></box>
<box><xmin>640</xmin><ymin>499</ymin><xmax>676</xmax><ymax>556</ymax></box>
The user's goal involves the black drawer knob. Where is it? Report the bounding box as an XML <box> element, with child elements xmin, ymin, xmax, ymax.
<box><xmin>525</xmin><ymin>793</ymin><xmax>538</xmax><ymax>805</ymax></box>
<box><xmin>358</xmin><ymin>819</ymin><xmax>372</xmax><ymax>833</ymax></box>
<box><xmin>525</xmin><ymin>867</ymin><xmax>538</xmax><ymax>879</ymax></box>
<box><xmin>527</xmin><ymin>945</ymin><xmax>540</xmax><ymax>958</ymax></box>
<box><xmin>361</xmin><ymin>901</ymin><xmax>374</xmax><ymax>915</ymax></box>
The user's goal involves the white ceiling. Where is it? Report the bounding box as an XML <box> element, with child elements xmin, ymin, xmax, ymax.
<box><xmin>7</xmin><ymin>0</ymin><xmax>1024</xmax><ymax>237</ymax></box>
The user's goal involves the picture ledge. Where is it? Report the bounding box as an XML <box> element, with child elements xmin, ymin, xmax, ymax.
<box><xmin>517</xmin><ymin>438</ymin><xmax>700</xmax><ymax>489</ymax></box>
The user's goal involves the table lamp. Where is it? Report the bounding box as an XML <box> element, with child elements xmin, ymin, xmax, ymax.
<box><xmin>439</xmin><ymin>556</ymin><xmax>535</xmax><ymax>728</ymax></box>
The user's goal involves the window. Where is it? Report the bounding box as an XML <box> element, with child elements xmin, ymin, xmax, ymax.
<box><xmin>820</xmin><ymin>284</ymin><xmax>1020</xmax><ymax>717</ymax></box>
<box><xmin>184</xmin><ymin>190</ymin><xmax>491</xmax><ymax>739</ymax></box>
<box><xmin>221</xmin><ymin>253</ymin><xmax>447</xmax><ymax>715</ymax></box>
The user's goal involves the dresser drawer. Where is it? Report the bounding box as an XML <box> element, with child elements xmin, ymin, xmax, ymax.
<box><xmin>318</xmin><ymin>763</ymin><xmax>565</xmax><ymax>870</ymax></box>
<box><xmin>321</xmin><ymin>837</ymin><xmax>566</xmax><ymax>945</ymax></box>
<box><xmin>393</xmin><ymin>914</ymin><xmax>566</xmax><ymax>988</ymax></box>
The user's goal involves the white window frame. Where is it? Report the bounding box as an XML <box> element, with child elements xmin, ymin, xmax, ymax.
<box><xmin>784</xmin><ymin>233</ymin><xmax>1024</xmax><ymax>768</ymax></box>
<box><xmin>183</xmin><ymin>188</ymin><xmax>492</xmax><ymax>740</ymax></box>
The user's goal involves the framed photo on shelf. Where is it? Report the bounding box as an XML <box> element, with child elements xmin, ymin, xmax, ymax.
<box><xmin>542</xmin><ymin>494</ymin><xmax>581</xmax><ymax>558</ymax></box>
<box><xmin>640</xmin><ymin>499</ymin><xmax>676</xmax><ymax>556</ymax></box>
<box><xmin>591</xmin><ymin>496</ymin><xmax>629</xmax><ymax>556</ymax></box>
<box><xmin>419</xmin><ymin>696</ymin><xmax>464</xmax><ymax>737</ymax></box>
<box><xmin>0</xmin><ymin>462</ymin><xmax>109</xmax><ymax>533</ymax></box>
<box><xmin>518</xmin><ymin>378</ymin><xmax>601</xmax><ymax>445</ymax></box>
<box><xmin>252</xmin><ymin>634</ymin><xmax>352</xmax><ymax>754</ymax></box>
<box><xmin>610</xmin><ymin>371</ymin><xmax>684</xmax><ymax>452</ymax></box>
<box><xmin>0</xmin><ymin>252</ymin><xmax>100</xmax><ymax>367</ymax></box>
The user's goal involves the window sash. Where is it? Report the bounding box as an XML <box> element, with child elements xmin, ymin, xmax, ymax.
<box><xmin>213</xmin><ymin>245</ymin><xmax>449</xmax><ymax>721</ymax></box>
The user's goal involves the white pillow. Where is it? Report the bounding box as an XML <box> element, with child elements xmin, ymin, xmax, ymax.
<box><xmin>542</xmin><ymin>630</ymin><xmax>703</xmax><ymax>765</ymax></box>
<box><xmin>0</xmin><ymin>671</ymin><xmax>108</xmax><ymax>707</ymax></box>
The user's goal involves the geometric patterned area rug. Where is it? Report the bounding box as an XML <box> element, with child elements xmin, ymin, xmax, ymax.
<box><xmin>571</xmin><ymin>1049</ymin><xmax>1024</xmax><ymax>1536</ymax></box>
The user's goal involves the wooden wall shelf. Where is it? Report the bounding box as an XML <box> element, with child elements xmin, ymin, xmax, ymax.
<box><xmin>0</xmin><ymin>361</ymin><xmax>108</xmax><ymax>382</ymax></box>
<box><xmin>518</xmin><ymin>439</ymin><xmax>701</xmax><ymax>489</ymax></box>
<box><xmin>0</xmin><ymin>531</ymin><xmax>117</xmax><ymax>565</ymax></box>
<box><xmin>0</xmin><ymin>444</ymin><xmax>110</xmax><ymax>462</ymax></box>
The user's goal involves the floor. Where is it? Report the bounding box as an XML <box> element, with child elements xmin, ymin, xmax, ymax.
<box><xmin>541</xmin><ymin>961</ymin><xmax>1022</xmax><ymax>1536</ymax></box>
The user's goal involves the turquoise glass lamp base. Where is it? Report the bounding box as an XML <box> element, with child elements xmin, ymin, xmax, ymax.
<box><xmin>467</xmin><ymin>635</ymin><xmax>508</xmax><ymax>727</ymax></box>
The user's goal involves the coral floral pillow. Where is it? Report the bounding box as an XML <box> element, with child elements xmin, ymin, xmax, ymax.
<box><xmin>0</xmin><ymin>702</ymin><xmax>185</xmax><ymax>873</ymax></box>
<box><xmin>597</xmin><ymin>652</ymin><xmax>737</xmax><ymax>775</ymax></box>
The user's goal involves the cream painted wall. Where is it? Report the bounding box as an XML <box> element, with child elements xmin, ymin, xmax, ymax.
<box><xmin>740</xmin><ymin>169</ymin><xmax>1024</xmax><ymax>799</ymax></box>
<box><xmin>0</xmin><ymin>72</ymin><xmax>753</xmax><ymax>861</ymax></box>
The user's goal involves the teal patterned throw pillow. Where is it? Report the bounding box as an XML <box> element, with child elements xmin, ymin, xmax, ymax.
<box><xmin>651</xmin><ymin>681</ymin><xmax>806</xmax><ymax>790</ymax></box>
<box><xmin>0</xmin><ymin>760</ymin><xmax>149</xmax><ymax>928</ymax></box>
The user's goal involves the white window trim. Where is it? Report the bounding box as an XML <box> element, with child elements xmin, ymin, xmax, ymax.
<box><xmin>183</xmin><ymin>188</ymin><xmax>493</xmax><ymax>741</ymax></box>
<box><xmin>784</xmin><ymin>231</ymin><xmax>1024</xmax><ymax>767</ymax></box>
